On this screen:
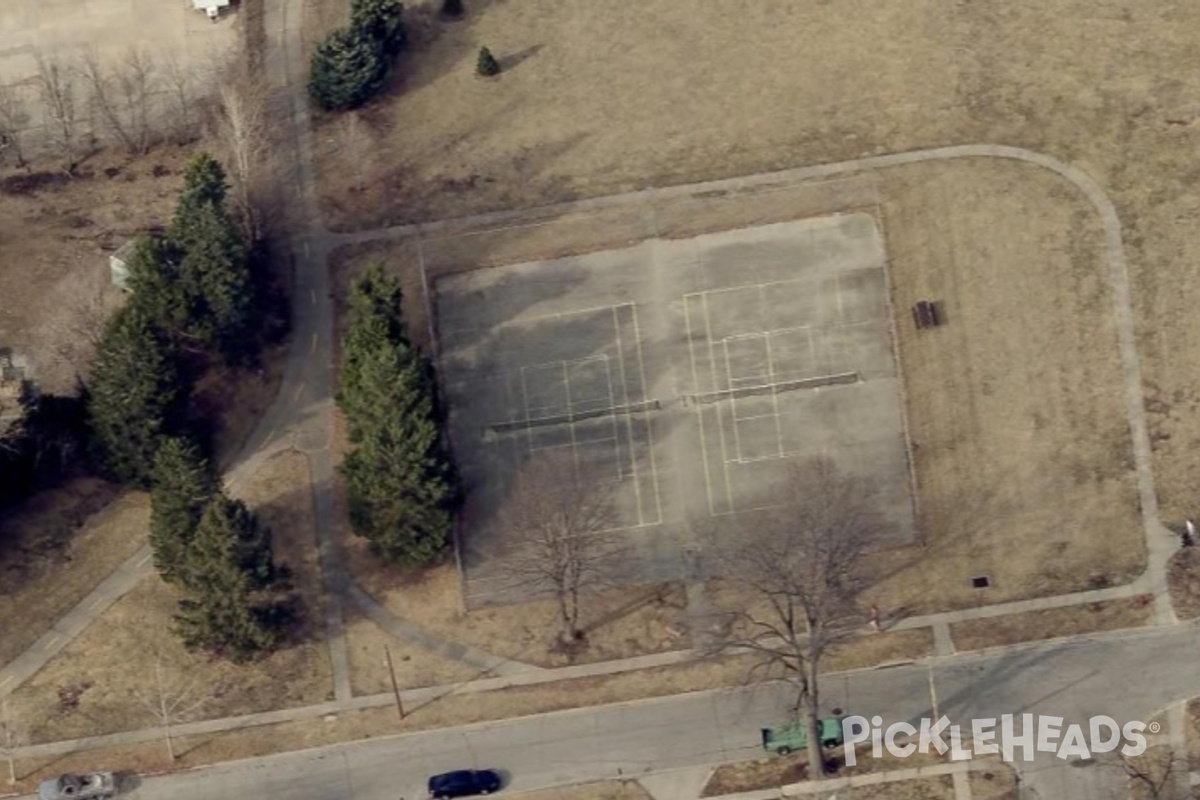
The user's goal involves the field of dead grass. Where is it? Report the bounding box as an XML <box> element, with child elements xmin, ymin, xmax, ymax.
<box><xmin>0</xmin><ymin>146</ymin><xmax>198</xmax><ymax>394</ymax></box>
<box><xmin>334</xmin><ymin>158</ymin><xmax>1142</xmax><ymax>618</ymax></box>
<box><xmin>348</xmin><ymin>553</ymin><xmax>690</xmax><ymax>668</ymax></box>
<box><xmin>342</xmin><ymin>609</ymin><xmax>479</xmax><ymax>695</ymax></box>
<box><xmin>949</xmin><ymin>598</ymin><xmax>1153</xmax><ymax>652</ymax></box>
<box><xmin>12</xmin><ymin>654</ymin><xmax>761</xmax><ymax>788</ymax></box>
<box><xmin>306</xmin><ymin>0</ymin><xmax>1200</xmax><ymax>549</ymax></box>
<box><xmin>0</xmin><ymin>482</ymin><xmax>138</xmax><ymax>665</ymax></box>
<box><xmin>1167</xmin><ymin>548</ymin><xmax>1200</xmax><ymax>620</ymax></box>
<box><xmin>5</xmin><ymin>452</ymin><xmax>333</xmax><ymax>744</ymax></box>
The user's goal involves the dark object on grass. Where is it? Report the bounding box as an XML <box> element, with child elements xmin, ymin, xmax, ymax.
<box><xmin>440</xmin><ymin>0</ymin><xmax>464</xmax><ymax>18</ymax></box>
<box><xmin>476</xmin><ymin>46</ymin><xmax>501</xmax><ymax>77</ymax></box>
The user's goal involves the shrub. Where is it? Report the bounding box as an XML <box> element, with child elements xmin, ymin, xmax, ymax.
<box><xmin>476</xmin><ymin>46</ymin><xmax>501</xmax><ymax>77</ymax></box>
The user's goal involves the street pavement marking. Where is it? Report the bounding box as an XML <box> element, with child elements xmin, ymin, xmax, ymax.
<box><xmin>136</xmin><ymin>552</ymin><xmax>153</xmax><ymax>568</ymax></box>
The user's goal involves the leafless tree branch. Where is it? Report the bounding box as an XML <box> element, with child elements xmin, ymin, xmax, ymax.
<box><xmin>706</xmin><ymin>455</ymin><xmax>886</xmax><ymax>778</ymax></box>
<box><xmin>497</xmin><ymin>450</ymin><xmax>622</xmax><ymax>649</ymax></box>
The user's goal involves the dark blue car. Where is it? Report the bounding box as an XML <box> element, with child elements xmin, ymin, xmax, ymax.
<box><xmin>427</xmin><ymin>769</ymin><xmax>502</xmax><ymax>798</ymax></box>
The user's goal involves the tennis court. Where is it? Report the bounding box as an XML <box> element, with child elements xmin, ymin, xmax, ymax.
<box><xmin>435</xmin><ymin>214</ymin><xmax>916</xmax><ymax>601</ymax></box>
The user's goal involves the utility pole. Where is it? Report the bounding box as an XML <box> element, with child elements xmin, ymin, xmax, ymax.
<box><xmin>384</xmin><ymin>645</ymin><xmax>405</xmax><ymax>720</ymax></box>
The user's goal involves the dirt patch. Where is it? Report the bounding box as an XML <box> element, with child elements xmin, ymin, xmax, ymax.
<box><xmin>5</xmin><ymin>452</ymin><xmax>332</xmax><ymax>744</ymax></box>
<box><xmin>0</xmin><ymin>481</ymin><xmax>138</xmax><ymax>665</ymax></box>
<box><xmin>1167</xmin><ymin>547</ymin><xmax>1200</xmax><ymax>620</ymax></box>
<box><xmin>948</xmin><ymin>598</ymin><xmax>1153</xmax><ymax>652</ymax></box>
<box><xmin>343</xmin><ymin>610</ymin><xmax>479</xmax><ymax>695</ymax></box>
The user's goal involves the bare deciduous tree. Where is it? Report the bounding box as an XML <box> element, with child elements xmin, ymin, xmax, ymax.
<box><xmin>34</xmin><ymin>53</ymin><xmax>82</xmax><ymax>171</ymax></box>
<box><xmin>498</xmin><ymin>451</ymin><xmax>620</xmax><ymax>648</ymax></box>
<box><xmin>117</xmin><ymin>47</ymin><xmax>157</xmax><ymax>154</ymax></box>
<box><xmin>0</xmin><ymin>83</ymin><xmax>30</xmax><ymax>167</ymax></box>
<box><xmin>161</xmin><ymin>51</ymin><xmax>198</xmax><ymax>144</ymax></box>
<box><xmin>130</xmin><ymin>654</ymin><xmax>207</xmax><ymax>762</ymax></box>
<box><xmin>79</xmin><ymin>50</ymin><xmax>132</xmax><ymax>153</ymax></box>
<box><xmin>709</xmin><ymin>455</ymin><xmax>885</xmax><ymax>779</ymax></box>
<box><xmin>1114</xmin><ymin>746</ymin><xmax>1189</xmax><ymax>800</ymax></box>
<box><xmin>80</xmin><ymin>47</ymin><xmax>157</xmax><ymax>154</ymax></box>
<box><xmin>0</xmin><ymin>700</ymin><xmax>27</xmax><ymax>785</ymax></box>
<box><xmin>211</xmin><ymin>66</ymin><xmax>277</xmax><ymax>242</ymax></box>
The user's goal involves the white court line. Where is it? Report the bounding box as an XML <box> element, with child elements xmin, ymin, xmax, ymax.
<box><xmin>763</xmin><ymin>328</ymin><xmax>786</xmax><ymax>458</ymax></box>
<box><xmin>683</xmin><ymin>296</ymin><xmax>718</xmax><ymax>516</ymax></box>
<box><xmin>702</xmin><ymin>293</ymin><xmax>736</xmax><ymax>513</ymax></box>
<box><xmin>499</xmin><ymin>301</ymin><xmax>638</xmax><ymax>328</ymax></box>
<box><xmin>721</xmin><ymin>339</ymin><xmax>747</xmax><ymax>463</ymax></box>
<box><xmin>629</xmin><ymin>304</ymin><xmax>663</xmax><ymax>525</ymax></box>
<box><xmin>562</xmin><ymin>362</ymin><xmax>581</xmax><ymax>473</ymax></box>
<box><xmin>606</xmin><ymin>318</ymin><xmax>634</xmax><ymax>485</ymax></box>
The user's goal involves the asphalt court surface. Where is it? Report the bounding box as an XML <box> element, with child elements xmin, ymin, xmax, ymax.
<box><xmin>437</xmin><ymin>214</ymin><xmax>916</xmax><ymax>595</ymax></box>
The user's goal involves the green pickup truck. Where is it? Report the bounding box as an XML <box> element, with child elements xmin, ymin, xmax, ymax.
<box><xmin>760</xmin><ymin>716</ymin><xmax>845</xmax><ymax>755</ymax></box>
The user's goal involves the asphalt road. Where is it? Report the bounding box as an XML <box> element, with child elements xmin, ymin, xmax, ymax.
<box><xmin>95</xmin><ymin>624</ymin><xmax>1200</xmax><ymax>800</ymax></box>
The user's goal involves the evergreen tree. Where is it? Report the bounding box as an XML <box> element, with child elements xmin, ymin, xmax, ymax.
<box><xmin>125</xmin><ymin>236</ymin><xmax>189</xmax><ymax>341</ymax></box>
<box><xmin>350</xmin><ymin>0</ymin><xmax>406</xmax><ymax>57</ymax></box>
<box><xmin>171</xmin><ymin>153</ymin><xmax>228</xmax><ymax>231</ymax></box>
<box><xmin>440</xmin><ymin>0</ymin><xmax>464</xmax><ymax>18</ymax></box>
<box><xmin>308</xmin><ymin>28</ymin><xmax>388</xmax><ymax>111</ymax></box>
<box><xmin>476</xmin><ymin>47</ymin><xmax>500</xmax><ymax>77</ymax></box>
<box><xmin>337</xmin><ymin>267</ymin><xmax>458</xmax><ymax>565</ymax></box>
<box><xmin>149</xmin><ymin>437</ymin><xmax>217</xmax><ymax>584</ymax></box>
<box><xmin>87</xmin><ymin>306</ymin><xmax>185</xmax><ymax>488</ymax></box>
<box><xmin>173</xmin><ymin>494</ymin><xmax>288</xmax><ymax>661</ymax></box>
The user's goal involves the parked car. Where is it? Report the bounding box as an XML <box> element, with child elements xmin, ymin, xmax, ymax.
<box><xmin>427</xmin><ymin>769</ymin><xmax>502</xmax><ymax>798</ymax></box>
<box><xmin>761</xmin><ymin>716</ymin><xmax>846</xmax><ymax>755</ymax></box>
<box><xmin>37</xmin><ymin>772</ymin><xmax>117</xmax><ymax>800</ymax></box>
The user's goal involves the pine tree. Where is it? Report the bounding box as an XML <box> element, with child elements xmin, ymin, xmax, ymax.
<box><xmin>476</xmin><ymin>47</ymin><xmax>500</xmax><ymax>77</ymax></box>
<box><xmin>440</xmin><ymin>0</ymin><xmax>464</xmax><ymax>19</ymax></box>
<box><xmin>337</xmin><ymin>267</ymin><xmax>458</xmax><ymax>565</ymax></box>
<box><xmin>125</xmin><ymin>236</ymin><xmax>189</xmax><ymax>341</ymax></box>
<box><xmin>308</xmin><ymin>28</ymin><xmax>388</xmax><ymax>111</ymax></box>
<box><xmin>350</xmin><ymin>0</ymin><xmax>406</xmax><ymax>57</ymax></box>
<box><xmin>173</xmin><ymin>494</ymin><xmax>288</xmax><ymax>661</ymax></box>
<box><xmin>87</xmin><ymin>306</ymin><xmax>185</xmax><ymax>488</ymax></box>
<box><xmin>167</xmin><ymin>154</ymin><xmax>255</xmax><ymax>362</ymax></box>
<box><xmin>149</xmin><ymin>438</ymin><xmax>217</xmax><ymax>584</ymax></box>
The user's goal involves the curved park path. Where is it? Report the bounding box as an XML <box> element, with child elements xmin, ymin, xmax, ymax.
<box><xmin>0</xmin><ymin>3</ymin><xmax>1180</xmax><ymax>779</ymax></box>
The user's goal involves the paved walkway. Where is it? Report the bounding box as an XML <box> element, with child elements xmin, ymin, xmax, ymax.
<box><xmin>0</xmin><ymin>0</ymin><xmax>1185</xmax><ymax>767</ymax></box>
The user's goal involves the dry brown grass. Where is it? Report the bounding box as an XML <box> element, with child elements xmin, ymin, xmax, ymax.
<box><xmin>702</xmin><ymin>746</ymin><xmax>952</xmax><ymax>797</ymax></box>
<box><xmin>841</xmin><ymin>776</ymin><xmax>955</xmax><ymax>800</ymax></box>
<box><xmin>508</xmin><ymin>781</ymin><xmax>651</xmax><ymax>800</ymax></box>
<box><xmin>352</xmin><ymin>557</ymin><xmax>690</xmax><ymax>668</ymax></box>
<box><xmin>0</xmin><ymin>482</ymin><xmax>139</xmax><ymax>665</ymax></box>
<box><xmin>303</xmin><ymin>0</ymin><xmax>1200</xmax><ymax>545</ymax></box>
<box><xmin>330</xmin><ymin>157</ymin><xmax>1143</xmax><ymax>620</ymax></box>
<box><xmin>5</xmin><ymin>452</ymin><xmax>333</xmax><ymax>744</ymax></box>
<box><xmin>342</xmin><ymin>609</ymin><xmax>479</xmax><ymax>695</ymax></box>
<box><xmin>1167</xmin><ymin>548</ymin><xmax>1200</xmax><ymax>621</ymax></box>
<box><xmin>0</xmin><ymin>146</ymin><xmax>199</xmax><ymax>394</ymax></box>
<box><xmin>12</xmin><ymin>654</ymin><xmax>761</xmax><ymax>790</ymax></box>
<box><xmin>869</xmin><ymin>160</ymin><xmax>1143</xmax><ymax>613</ymax></box>
<box><xmin>949</xmin><ymin>598</ymin><xmax>1153</xmax><ymax>652</ymax></box>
